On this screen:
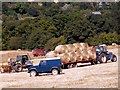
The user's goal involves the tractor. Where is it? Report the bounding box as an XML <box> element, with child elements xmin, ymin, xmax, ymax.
<box><xmin>95</xmin><ymin>44</ymin><xmax>117</xmax><ymax>64</ymax></box>
<box><xmin>8</xmin><ymin>54</ymin><xmax>33</xmax><ymax>72</ymax></box>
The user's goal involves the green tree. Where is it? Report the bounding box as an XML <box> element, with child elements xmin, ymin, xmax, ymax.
<box><xmin>45</xmin><ymin>36</ymin><xmax>66</xmax><ymax>50</ymax></box>
<box><xmin>8</xmin><ymin>37</ymin><xmax>23</xmax><ymax>50</ymax></box>
<box><xmin>86</xmin><ymin>32</ymin><xmax>119</xmax><ymax>45</ymax></box>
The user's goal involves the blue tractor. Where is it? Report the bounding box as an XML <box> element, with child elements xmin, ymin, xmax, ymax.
<box><xmin>95</xmin><ymin>44</ymin><xmax>117</xmax><ymax>64</ymax></box>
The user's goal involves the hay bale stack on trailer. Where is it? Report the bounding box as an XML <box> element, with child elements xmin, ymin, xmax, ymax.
<box><xmin>46</xmin><ymin>43</ymin><xmax>96</xmax><ymax>68</ymax></box>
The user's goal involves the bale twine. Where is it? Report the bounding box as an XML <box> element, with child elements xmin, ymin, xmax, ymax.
<box><xmin>55</xmin><ymin>45</ymin><xmax>68</xmax><ymax>54</ymax></box>
<box><xmin>45</xmin><ymin>51</ymin><xmax>58</xmax><ymax>58</ymax></box>
<box><xmin>66</xmin><ymin>44</ymin><xmax>76</xmax><ymax>52</ymax></box>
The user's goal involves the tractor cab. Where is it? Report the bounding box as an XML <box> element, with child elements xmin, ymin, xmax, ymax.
<box><xmin>16</xmin><ymin>54</ymin><xmax>33</xmax><ymax>68</ymax></box>
<box><xmin>16</xmin><ymin>55</ymin><xmax>30</xmax><ymax>65</ymax></box>
<box><xmin>96</xmin><ymin>44</ymin><xmax>107</xmax><ymax>55</ymax></box>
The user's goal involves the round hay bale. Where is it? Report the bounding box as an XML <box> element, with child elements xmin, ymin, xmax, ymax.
<box><xmin>87</xmin><ymin>47</ymin><xmax>96</xmax><ymax>59</ymax></box>
<box><xmin>45</xmin><ymin>51</ymin><xmax>58</xmax><ymax>58</ymax></box>
<box><xmin>75</xmin><ymin>47</ymin><xmax>83</xmax><ymax>52</ymax></box>
<box><xmin>58</xmin><ymin>53</ymin><xmax>70</xmax><ymax>63</ymax></box>
<box><xmin>55</xmin><ymin>45</ymin><xmax>68</xmax><ymax>54</ymax></box>
<box><xmin>0</xmin><ymin>65</ymin><xmax>12</xmax><ymax>73</ymax></box>
<box><xmin>81</xmin><ymin>50</ymin><xmax>89</xmax><ymax>60</ymax></box>
<box><xmin>112</xmin><ymin>43</ymin><xmax>117</xmax><ymax>46</ymax></box>
<box><xmin>87</xmin><ymin>50</ymin><xmax>93</xmax><ymax>58</ymax></box>
<box><xmin>68</xmin><ymin>52</ymin><xmax>76</xmax><ymax>62</ymax></box>
<box><xmin>73</xmin><ymin>51</ymin><xmax>83</xmax><ymax>61</ymax></box>
<box><xmin>66</xmin><ymin>44</ymin><xmax>76</xmax><ymax>52</ymax></box>
<box><xmin>73</xmin><ymin>43</ymin><xmax>83</xmax><ymax>51</ymax></box>
<box><xmin>79</xmin><ymin>43</ymin><xmax>89</xmax><ymax>50</ymax></box>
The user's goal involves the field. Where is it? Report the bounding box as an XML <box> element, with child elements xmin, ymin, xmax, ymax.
<box><xmin>0</xmin><ymin>45</ymin><xmax>119</xmax><ymax>88</ymax></box>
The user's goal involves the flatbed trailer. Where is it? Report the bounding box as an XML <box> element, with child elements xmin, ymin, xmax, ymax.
<box><xmin>62</xmin><ymin>58</ymin><xmax>96</xmax><ymax>68</ymax></box>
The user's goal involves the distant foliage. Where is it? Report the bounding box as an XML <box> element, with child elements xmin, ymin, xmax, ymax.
<box><xmin>45</xmin><ymin>36</ymin><xmax>67</xmax><ymax>50</ymax></box>
<box><xmin>2</xmin><ymin>2</ymin><xmax>120</xmax><ymax>50</ymax></box>
<box><xmin>86</xmin><ymin>32</ymin><xmax>119</xmax><ymax>45</ymax></box>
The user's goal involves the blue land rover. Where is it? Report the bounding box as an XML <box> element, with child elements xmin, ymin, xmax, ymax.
<box><xmin>28</xmin><ymin>57</ymin><xmax>62</xmax><ymax>77</ymax></box>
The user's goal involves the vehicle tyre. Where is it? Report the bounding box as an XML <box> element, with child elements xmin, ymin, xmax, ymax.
<box><xmin>99</xmin><ymin>53</ymin><xmax>107</xmax><ymax>63</ymax></box>
<box><xmin>91</xmin><ymin>60</ymin><xmax>95</xmax><ymax>65</ymax></box>
<box><xmin>111</xmin><ymin>55</ymin><xmax>117</xmax><ymax>62</ymax></box>
<box><xmin>30</xmin><ymin>70</ymin><xmax>38</xmax><ymax>77</ymax></box>
<box><xmin>63</xmin><ymin>64</ymin><xmax>68</xmax><ymax>69</ymax></box>
<box><xmin>17</xmin><ymin>66</ymin><xmax>23</xmax><ymax>72</ymax></box>
<box><xmin>72</xmin><ymin>63</ymin><xmax>77</xmax><ymax>68</ymax></box>
<box><xmin>52</xmin><ymin>69</ymin><xmax>58</xmax><ymax>75</ymax></box>
<box><xmin>94</xmin><ymin>60</ymin><xmax>98</xmax><ymax>64</ymax></box>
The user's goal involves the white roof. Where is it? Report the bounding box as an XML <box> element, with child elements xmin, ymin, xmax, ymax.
<box><xmin>40</xmin><ymin>57</ymin><xmax>60</xmax><ymax>61</ymax></box>
<box><xmin>99</xmin><ymin>44</ymin><xmax>106</xmax><ymax>46</ymax></box>
<box><xmin>92</xmin><ymin>12</ymin><xmax>101</xmax><ymax>15</ymax></box>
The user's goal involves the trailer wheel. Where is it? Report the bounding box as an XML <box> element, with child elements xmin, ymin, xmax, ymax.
<box><xmin>99</xmin><ymin>53</ymin><xmax>107</xmax><ymax>63</ymax></box>
<box><xmin>72</xmin><ymin>63</ymin><xmax>77</xmax><ymax>68</ymax></box>
<box><xmin>111</xmin><ymin>55</ymin><xmax>117</xmax><ymax>62</ymax></box>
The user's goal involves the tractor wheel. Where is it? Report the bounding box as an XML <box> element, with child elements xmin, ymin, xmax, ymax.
<box><xmin>111</xmin><ymin>55</ymin><xmax>117</xmax><ymax>62</ymax></box>
<box><xmin>17</xmin><ymin>66</ymin><xmax>23</xmax><ymax>72</ymax></box>
<box><xmin>99</xmin><ymin>53</ymin><xmax>107</xmax><ymax>63</ymax></box>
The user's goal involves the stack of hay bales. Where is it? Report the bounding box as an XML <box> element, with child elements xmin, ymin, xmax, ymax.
<box><xmin>45</xmin><ymin>43</ymin><xmax>96</xmax><ymax>63</ymax></box>
<box><xmin>0</xmin><ymin>65</ymin><xmax>12</xmax><ymax>73</ymax></box>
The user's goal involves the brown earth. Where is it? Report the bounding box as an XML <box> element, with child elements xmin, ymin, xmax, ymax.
<box><xmin>0</xmin><ymin>45</ymin><xmax>119</xmax><ymax>88</ymax></box>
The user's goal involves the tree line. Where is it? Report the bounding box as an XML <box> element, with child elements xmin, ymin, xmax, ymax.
<box><xmin>2</xmin><ymin>2</ymin><xmax>120</xmax><ymax>50</ymax></box>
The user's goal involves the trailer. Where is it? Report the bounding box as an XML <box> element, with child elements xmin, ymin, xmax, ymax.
<box><xmin>61</xmin><ymin>58</ymin><xmax>96</xmax><ymax>69</ymax></box>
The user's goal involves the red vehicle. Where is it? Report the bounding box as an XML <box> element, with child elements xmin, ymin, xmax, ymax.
<box><xmin>32</xmin><ymin>49</ymin><xmax>43</xmax><ymax>57</ymax></box>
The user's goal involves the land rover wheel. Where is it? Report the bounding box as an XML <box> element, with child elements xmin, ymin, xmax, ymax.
<box><xmin>52</xmin><ymin>69</ymin><xmax>58</xmax><ymax>75</ymax></box>
<box><xmin>30</xmin><ymin>70</ymin><xmax>37</xmax><ymax>77</ymax></box>
<box><xmin>111</xmin><ymin>55</ymin><xmax>117</xmax><ymax>62</ymax></box>
<box><xmin>99</xmin><ymin>53</ymin><xmax>107</xmax><ymax>63</ymax></box>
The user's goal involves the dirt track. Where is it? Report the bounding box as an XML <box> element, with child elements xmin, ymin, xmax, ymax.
<box><xmin>0</xmin><ymin>46</ymin><xmax>119</xmax><ymax>88</ymax></box>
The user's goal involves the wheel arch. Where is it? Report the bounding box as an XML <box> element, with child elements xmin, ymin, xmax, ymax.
<box><xmin>50</xmin><ymin>67</ymin><xmax>59</xmax><ymax>72</ymax></box>
<box><xmin>28</xmin><ymin>68</ymin><xmax>38</xmax><ymax>73</ymax></box>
